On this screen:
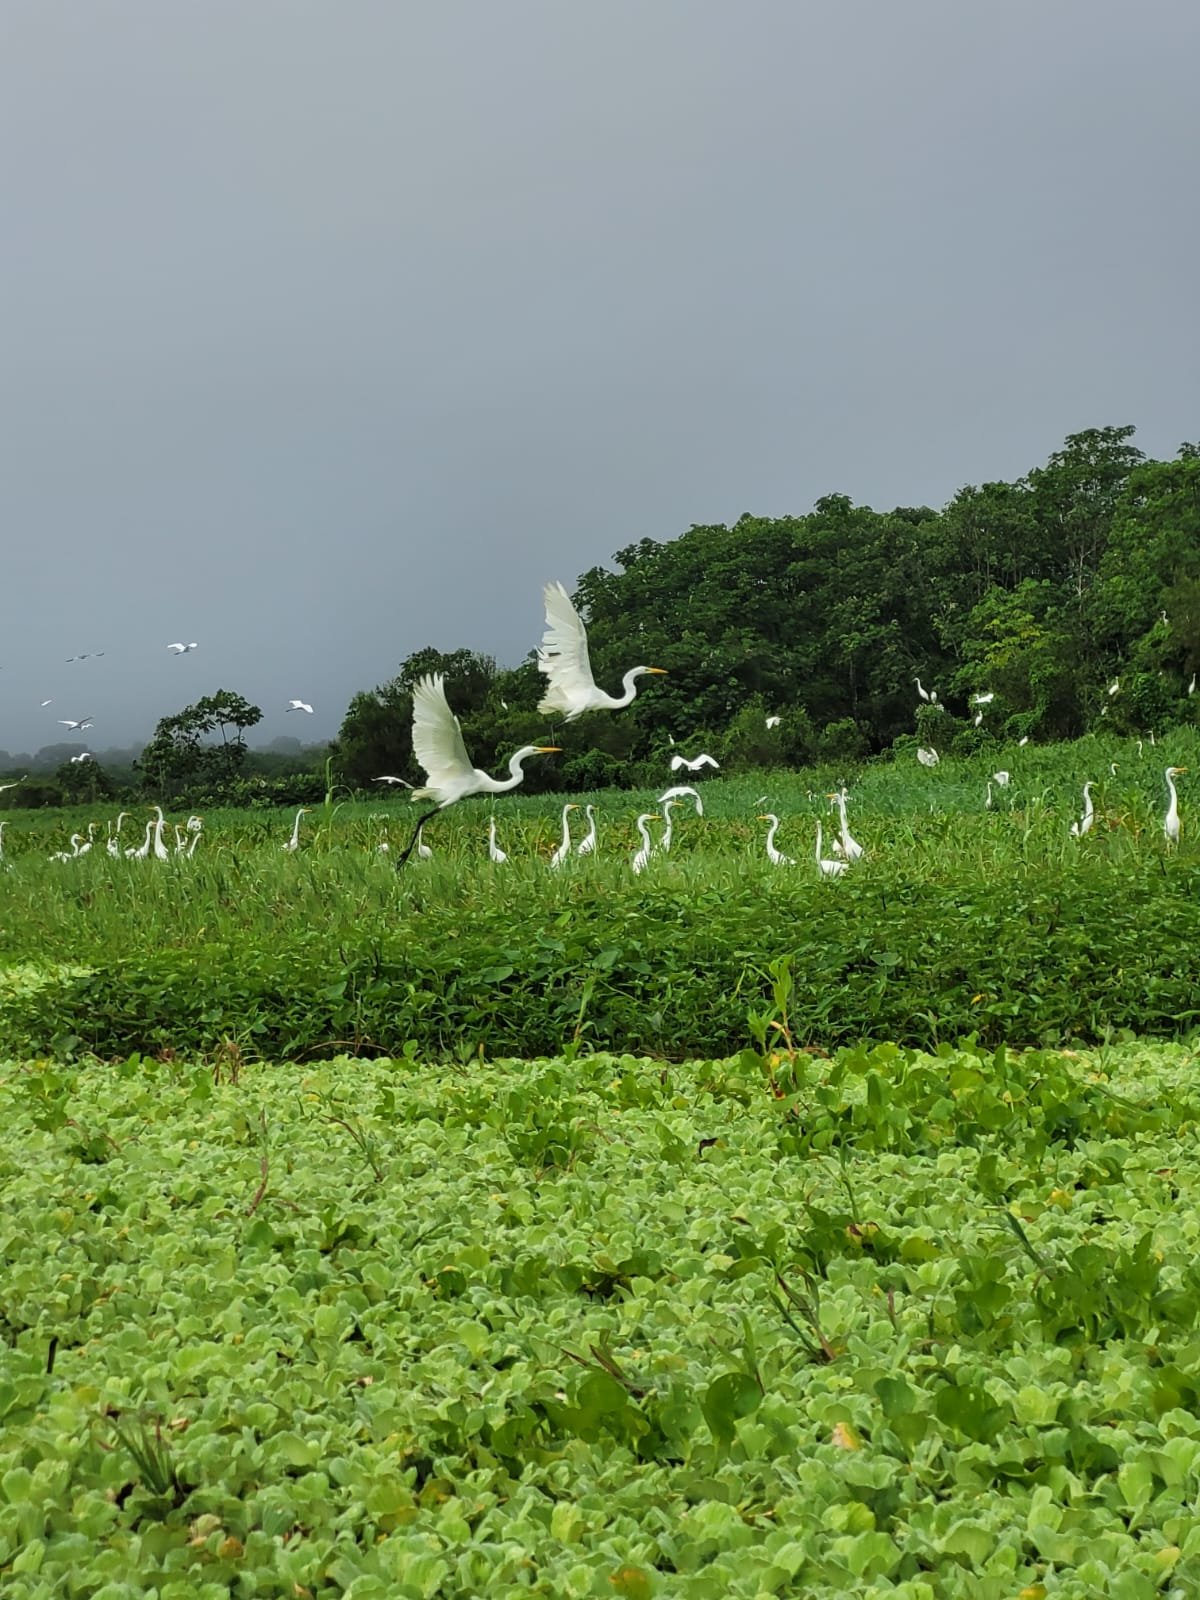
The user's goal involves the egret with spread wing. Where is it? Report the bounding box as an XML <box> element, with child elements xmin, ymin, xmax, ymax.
<box><xmin>396</xmin><ymin>674</ymin><xmax>558</xmax><ymax>867</ymax></box>
<box><xmin>536</xmin><ymin>581</ymin><xmax>666</xmax><ymax>719</ymax></box>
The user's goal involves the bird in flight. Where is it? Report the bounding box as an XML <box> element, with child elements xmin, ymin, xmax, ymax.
<box><xmin>57</xmin><ymin>717</ymin><xmax>94</xmax><ymax>731</ymax></box>
<box><xmin>536</xmin><ymin>581</ymin><xmax>666</xmax><ymax>720</ymax></box>
<box><xmin>168</xmin><ymin>642</ymin><xmax>199</xmax><ymax>655</ymax></box>
<box><xmin>670</xmin><ymin>753</ymin><xmax>719</xmax><ymax>773</ymax></box>
<box><xmin>374</xmin><ymin>775</ymin><xmax>414</xmax><ymax>787</ymax></box>
<box><xmin>285</xmin><ymin>699</ymin><xmax>314</xmax><ymax>714</ymax></box>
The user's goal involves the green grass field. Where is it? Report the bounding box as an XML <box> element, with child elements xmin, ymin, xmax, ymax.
<box><xmin>3</xmin><ymin>734</ymin><xmax>1200</xmax><ymax>1595</ymax></box>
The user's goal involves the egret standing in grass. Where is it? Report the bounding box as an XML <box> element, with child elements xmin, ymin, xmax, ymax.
<box><xmin>657</xmin><ymin>784</ymin><xmax>704</xmax><ymax>816</ymax></box>
<box><xmin>487</xmin><ymin>818</ymin><xmax>508</xmax><ymax>864</ymax></box>
<box><xmin>396</xmin><ymin>673</ymin><xmax>559</xmax><ymax>868</ymax></box>
<box><xmin>815</xmin><ymin>820</ymin><xmax>848</xmax><ymax>877</ymax></box>
<box><xmin>758</xmin><ymin>814</ymin><xmax>795</xmax><ymax>867</ymax></box>
<box><xmin>536</xmin><ymin>581</ymin><xmax>666</xmax><ymax>720</ymax></box>
<box><xmin>283</xmin><ymin>808</ymin><xmax>310</xmax><ymax>853</ymax></box>
<box><xmin>1069</xmin><ymin>782</ymin><xmax>1095</xmax><ymax>837</ymax></box>
<box><xmin>631</xmin><ymin>813</ymin><xmax>660</xmax><ymax>875</ymax></box>
<box><xmin>549</xmin><ymin>803</ymin><xmax>578</xmax><ymax>867</ymax></box>
<box><xmin>1163</xmin><ymin>766</ymin><xmax>1187</xmax><ymax>846</ymax></box>
<box><xmin>575</xmin><ymin>804</ymin><xmax>598</xmax><ymax>857</ymax></box>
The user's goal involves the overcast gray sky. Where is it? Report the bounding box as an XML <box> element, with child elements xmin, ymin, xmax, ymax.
<box><xmin>2</xmin><ymin>0</ymin><xmax>1198</xmax><ymax>754</ymax></box>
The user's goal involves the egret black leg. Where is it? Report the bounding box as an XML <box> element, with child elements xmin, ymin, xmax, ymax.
<box><xmin>394</xmin><ymin>807</ymin><xmax>442</xmax><ymax>869</ymax></box>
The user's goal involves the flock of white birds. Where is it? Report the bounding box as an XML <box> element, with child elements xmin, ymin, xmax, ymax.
<box><xmin>2</xmin><ymin>583</ymin><xmax>1191</xmax><ymax>875</ymax></box>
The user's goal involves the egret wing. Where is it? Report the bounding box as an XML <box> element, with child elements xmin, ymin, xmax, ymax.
<box><xmin>411</xmin><ymin>674</ymin><xmax>475</xmax><ymax>791</ymax></box>
<box><xmin>537</xmin><ymin>581</ymin><xmax>597</xmax><ymax>712</ymax></box>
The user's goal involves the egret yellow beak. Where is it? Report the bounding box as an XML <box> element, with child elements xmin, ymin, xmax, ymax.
<box><xmin>535</xmin><ymin>745</ymin><xmax>562</xmax><ymax>753</ymax></box>
<box><xmin>646</xmin><ymin>667</ymin><xmax>668</xmax><ymax>675</ymax></box>
<box><xmin>756</xmin><ymin>814</ymin><xmax>771</xmax><ymax>820</ymax></box>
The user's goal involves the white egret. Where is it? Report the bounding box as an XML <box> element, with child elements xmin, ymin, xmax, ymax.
<box><xmin>0</xmin><ymin>776</ymin><xmax>26</xmax><ymax>793</ymax></box>
<box><xmin>374</xmin><ymin>775</ymin><xmax>414</xmax><ymax>788</ymax></box>
<box><xmin>536</xmin><ymin>581</ymin><xmax>666</xmax><ymax>719</ymax></box>
<box><xmin>657</xmin><ymin>784</ymin><xmax>704</xmax><ymax>816</ymax></box>
<box><xmin>658</xmin><ymin>798</ymin><xmax>683</xmax><ymax>853</ymax></box>
<box><xmin>397</xmin><ymin>673</ymin><xmax>559</xmax><ymax>867</ymax></box>
<box><xmin>283</xmin><ymin>807</ymin><xmax>310</xmax><ymax>853</ymax></box>
<box><xmin>973</xmin><ymin>711</ymin><xmax>984</xmax><ymax>727</ymax></box>
<box><xmin>915</xmin><ymin>678</ymin><xmax>930</xmax><ymax>702</ymax></box>
<box><xmin>828</xmin><ymin>790</ymin><xmax>863</xmax><ymax>860</ymax></box>
<box><xmin>670</xmin><ymin>753</ymin><xmax>719</xmax><ymax>773</ymax></box>
<box><xmin>75</xmin><ymin>822</ymin><xmax>100</xmax><ymax>856</ymax></box>
<box><xmin>286</xmin><ymin>700</ymin><xmax>314</xmax><ymax>714</ymax></box>
<box><xmin>149</xmin><ymin>806</ymin><xmax>170</xmax><ymax>861</ymax></box>
<box><xmin>758</xmin><ymin>813</ymin><xmax>795</xmax><ymax>867</ymax></box>
<box><xmin>985</xmin><ymin>780</ymin><xmax>994</xmax><ymax>811</ymax></box>
<box><xmin>107</xmin><ymin>813</ymin><xmax>129</xmax><ymax>857</ymax></box>
<box><xmin>174</xmin><ymin>824</ymin><xmax>187</xmax><ymax>854</ymax></box>
<box><xmin>415</xmin><ymin>826</ymin><xmax>433</xmax><ymax>861</ymax></box>
<box><xmin>575</xmin><ymin>804</ymin><xmax>598</xmax><ymax>856</ymax></box>
<box><xmin>1164</xmin><ymin>767</ymin><xmax>1187</xmax><ymax>846</ymax></box>
<box><xmin>168</xmin><ymin>642</ymin><xmax>199</xmax><ymax>655</ymax></box>
<box><xmin>917</xmin><ymin>747</ymin><xmax>939</xmax><ymax>767</ymax></box>
<box><xmin>765</xmin><ymin>715</ymin><xmax>782</xmax><ymax>729</ymax></box>
<box><xmin>1108</xmin><ymin>677</ymin><xmax>1121</xmax><ymax>696</ymax></box>
<box><xmin>993</xmin><ymin>770</ymin><xmax>1011</xmax><ymax>786</ymax></box>
<box><xmin>57</xmin><ymin>717</ymin><xmax>93</xmax><ymax>732</ymax></box>
<box><xmin>971</xmin><ymin>692</ymin><xmax>995</xmax><ymax>706</ymax></box>
<box><xmin>40</xmin><ymin>699</ymin><xmax>53</xmax><ymax>707</ymax></box>
<box><xmin>125</xmin><ymin>822</ymin><xmax>154</xmax><ymax>859</ymax></box>
<box><xmin>1189</xmin><ymin>673</ymin><xmax>1196</xmax><ymax>696</ymax></box>
<box><xmin>549</xmin><ymin>803</ymin><xmax>578</xmax><ymax>867</ymax></box>
<box><xmin>70</xmin><ymin>752</ymin><xmax>93</xmax><ymax>764</ymax></box>
<box><xmin>1069</xmin><ymin>782</ymin><xmax>1095</xmax><ymax>837</ymax></box>
<box><xmin>631</xmin><ymin>813</ymin><xmax>660</xmax><ymax>875</ymax></box>
<box><xmin>488</xmin><ymin>817</ymin><xmax>508</xmax><ymax>864</ymax></box>
<box><xmin>50</xmin><ymin>834</ymin><xmax>86</xmax><ymax>862</ymax></box>
<box><xmin>1018</xmin><ymin>736</ymin><xmax>1030</xmax><ymax>747</ymax></box>
<box><xmin>815</xmin><ymin>821</ymin><xmax>848</xmax><ymax>877</ymax></box>
<box><xmin>185</xmin><ymin>827</ymin><xmax>203</xmax><ymax>859</ymax></box>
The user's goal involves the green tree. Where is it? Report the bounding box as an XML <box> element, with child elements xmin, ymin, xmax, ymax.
<box><xmin>136</xmin><ymin>689</ymin><xmax>262</xmax><ymax>802</ymax></box>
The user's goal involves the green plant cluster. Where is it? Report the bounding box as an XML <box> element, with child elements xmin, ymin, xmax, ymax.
<box><xmin>2</xmin><ymin>1041</ymin><xmax>1199</xmax><ymax>1596</ymax></box>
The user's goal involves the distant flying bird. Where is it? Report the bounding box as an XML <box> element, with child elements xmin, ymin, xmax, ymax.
<box><xmin>374</xmin><ymin>775</ymin><xmax>414</xmax><ymax>788</ymax></box>
<box><xmin>670</xmin><ymin>753</ymin><xmax>719</xmax><ymax>773</ymax></box>
<box><xmin>765</xmin><ymin>715</ymin><xmax>782</xmax><ymax>729</ymax></box>
<box><xmin>168</xmin><ymin>642</ymin><xmax>199</xmax><ymax>655</ymax></box>
<box><xmin>286</xmin><ymin>700</ymin><xmax>314</xmax><ymax>714</ymax></box>
<box><xmin>69</xmin><ymin>753</ymin><xmax>93</xmax><ymax>764</ymax></box>
<box><xmin>970</xmin><ymin>692</ymin><xmax>995</xmax><ymax>706</ymax></box>
<box><xmin>395</xmin><ymin>672</ymin><xmax>559</xmax><ymax>867</ymax></box>
<box><xmin>40</xmin><ymin>699</ymin><xmax>53</xmax><ymax>707</ymax></box>
<box><xmin>536</xmin><ymin>580</ymin><xmax>666</xmax><ymax>719</ymax></box>
<box><xmin>916</xmin><ymin>747</ymin><xmax>939</xmax><ymax>767</ymax></box>
<box><xmin>57</xmin><ymin>717</ymin><xmax>93</xmax><ymax>731</ymax></box>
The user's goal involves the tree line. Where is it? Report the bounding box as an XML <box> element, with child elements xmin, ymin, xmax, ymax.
<box><xmin>330</xmin><ymin>425</ymin><xmax>1200</xmax><ymax>791</ymax></box>
<box><xmin>5</xmin><ymin>423</ymin><xmax>1197</xmax><ymax>807</ymax></box>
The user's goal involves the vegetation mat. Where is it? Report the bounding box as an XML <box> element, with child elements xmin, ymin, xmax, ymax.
<box><xmin>3</xmin><ymin>1041</ymin><xmax>1200</xmax><ymax>1597</ymax></box>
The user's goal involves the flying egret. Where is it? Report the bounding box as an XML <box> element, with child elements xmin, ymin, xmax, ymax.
<box><xmin>286</xmin><ymin>700</ymin><xmax>314</xmax><ymax>714</ymax></box>
<box><xmin>396</xmin><ymin>673</ymin><xmax>559</xmax><ymax>867</ymax></box>
<box><xmin>575</xmin><ymin>804</ymin><xmax>598</xmax><ymax>856</ymax></box>
<box><xmin>815</xmin><ymin>821</ymin><xmax>848</xmax><ymax>877</ymax></box>
<box><xmin>536</xmin><ymin>581</ymin><xmax>666</xmax><ymax>719</ymax></box>
<box><xmin>1164</xmin><ymin>767</ymin><xmax>1187</xmax><ymax>846</ymax></box>
<box><xmin>971</xmin><ymin>692</ymin><xmax>995</xmax><ymax>706</ymax></box>
<box><xmin>631</xmin><ymin>813</ymin><xmax>660</xmax><ymax>875</ymax></box>
<box><xmin>487</xmin><ymin>817</ymin><xmax>508</xmax><ymax>863</ymax></box>
<box><xmin>992</xmin><ymin>771</ymin><xmax>1011</xmax><ymax>786</ymax></box>
<box><xmin>69</xmin><ymin>752</ymin><xmax>93</xmax><ymax>764</ymax></box>
<box><xmin>168</xmin><ymin>642</ymin><xmax>199</xmax><ymax>655</ymax></box>
<box><xmin>670</xmin><ymin>753</ymin><xmax>719</xmax><ymax>773</ymax></box>
<box><xmin>39</xmin><ymin>699</ymin><xmax>52</xmax><ymax>707</ymax></box>
<box><xmin>57</xmin><ymin>717</ymin><xmax>93</xmax><ymax>731</ymax></box>
<box><xmin>1069</xmin><ymin>782</ymin><xmax>1095</xmax><ymax>837</ymax></box>
<box><xmin>374</xmin><ymin>775</ymin><xmax>414</xmax><ymax>788</ymax></box>
<box><xmin>549</xmin><ymin>803</ymin><xmax>578</xmax><ymax>867</ymax></box>
<box><xmin>766</xmin><ymin>715</ymin><xmax>782</xmax><ymax>729</ymax></box>
<box><xmin>828</xmin><ymin>789</ymin><xmax>863</xmax><ymax>860</ymax></box>
<box><xmin>758</xmin><ymin>813</ymin><xmax>795</xmax><ymax>867</ymax></box>
<box><xmin>283</xmin><ymin>807</ymin><xmax>310</xmax><ymax>853</ymax></box>
<box><xmin>657</xmin><ymin>784</ymin><xmax>704</xmax><ymax>816</ymax></box>
<box><xmin>917</xmin><ymin>747</ymin><xmax>939</xmax><ymax>767</ymax></box>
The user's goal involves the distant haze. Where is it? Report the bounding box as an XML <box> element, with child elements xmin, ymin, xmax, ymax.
<box><xmin>2</xmin><ymin>0</ymin><xmax>1198</xmax><ymax>753</ymax></box>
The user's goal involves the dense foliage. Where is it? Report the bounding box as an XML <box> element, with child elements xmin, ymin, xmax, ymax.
<box><xmin>329</xmin><ymin>426</ymin><xmax>1200</xmax><ymax>791</ymax></box>
<box><xmin>0</xmin><ymin>739</ymin><xmax>1197</xmax><ymax>1064</ymax></box>
<box><xmin>2</xmin><ymin>1041</ymin><xmax>1199</xmax><ymax>1596</ymax></box>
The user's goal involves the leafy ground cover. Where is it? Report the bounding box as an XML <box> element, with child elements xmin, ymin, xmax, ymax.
<box><xmin>3</xmin><ymin>1040</ymin><xmax>1200</xmax><ymax>1597</ymax></box>
<box><xmin>0</xmin><ymin>739</ymin><xmax>1198</xmax><ymax>1061</ymax></box>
